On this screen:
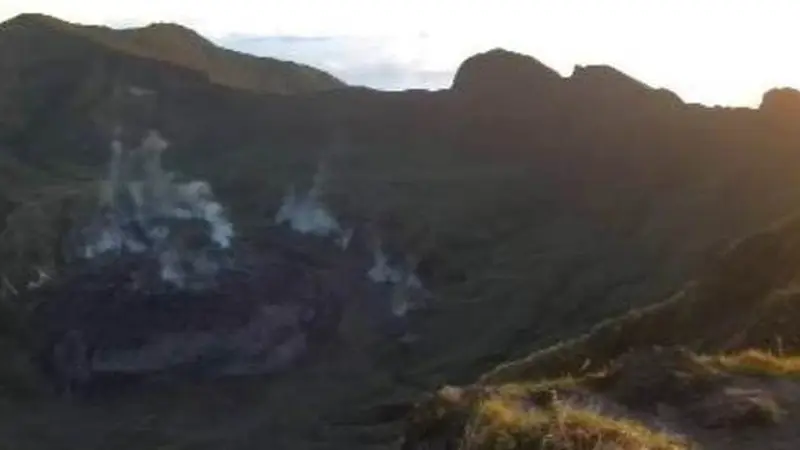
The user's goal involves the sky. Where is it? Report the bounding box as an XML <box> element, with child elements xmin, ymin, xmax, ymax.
<box><xmin>1</xmin><ymin>1</ymin><xmax>799</xmax><ymax>107</ymax></box>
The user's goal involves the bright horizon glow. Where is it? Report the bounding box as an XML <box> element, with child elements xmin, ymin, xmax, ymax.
<box><xmin>1</xmin><ymin>1</ymin><xmax>799</xmax><ymax>107</ymax></box>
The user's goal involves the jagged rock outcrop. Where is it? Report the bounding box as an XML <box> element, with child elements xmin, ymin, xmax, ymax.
<box><xmin>569</xmin><ymin>64</ymin><xmax>683</xmax><ymax>111</ymax></box>
<box><xmin>451</xmin><ymin>48</ymin><xmax>562</xmax><ymax>95</ymax></box>
<box><xmin>761</xmin><ymin>87</ymin><xmax>800</xmax><ymax>119</ymax></box>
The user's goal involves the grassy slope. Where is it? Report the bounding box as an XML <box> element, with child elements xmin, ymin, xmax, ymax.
<box><xmin>406</xmin><ymin>348</ymin><xmax>800</xmax><ymax>449</ymax></box>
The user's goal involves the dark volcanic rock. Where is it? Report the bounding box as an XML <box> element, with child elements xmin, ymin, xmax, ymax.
<box><xmin>449</xmin><ymin>48</ymin><xmax>568</xmax><ymax>129</ymax></box>
<box><xmin>451</xmin><ymin>48</ymin><xmax>563</xmax><ymax>96</ymax></box>
<box><xmin>27</xmin><ymin>223</ymin><xmax>377</xmax><ymax>389</ymax></box>
<box><xmin>569</xmin><ymin>64</ymin><xmax>683</xmax><ymax>108</ymax></box>
<box><xmin>760</xmin><ymin>87</ymin><xmax>800</xmax><ymax>118</ymax></box>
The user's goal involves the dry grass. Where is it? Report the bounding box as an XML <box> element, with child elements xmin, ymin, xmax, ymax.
<box><xmin>703</xmin><ymin>349</ymin><xmax>800</xmax><ymax>378</ymax></box>
<box><xmin>462</xmin><ymin>397</ymin><xmax>686</xmax><ymax>450</ymax></box>
<box><xmin>405</xmin><ymin>372</ymin><xmax>688</xmax><ymax>450</ymax></box>
<box><xmin>491</xmin><ymin>376</ymin><xmax>582</xmax><ymax>400</ymax></box>
<box><xmin>405</xmin><ymin>346</ymin><xmax>798</xmax><ymax>448</ymax></box>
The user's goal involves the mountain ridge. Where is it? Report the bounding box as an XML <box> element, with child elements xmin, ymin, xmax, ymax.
<box><xmin>4</xmin><ymin>13</ymin><xmax>800</xmax><ymax>111</ymax></box>
<box><xmin>0</xmin><ymin>13</ymin><xmax>346</xmax><ymax>95</ymax></box>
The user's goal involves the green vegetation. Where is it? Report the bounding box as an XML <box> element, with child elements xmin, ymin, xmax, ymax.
<box><xmin>0</xmin><ymin>176</ymin><xmax>97</xmax><ymax>289</ymax></box>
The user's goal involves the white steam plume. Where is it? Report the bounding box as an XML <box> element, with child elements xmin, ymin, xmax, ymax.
<box><xmin>272</xmin><ymin>155</ymin><xmax>431</xmax><ymax>317</ymax></box>
<box><xmin>275</xmin><ymin>162</ymin><xmax>352</xmax><ymax>248</ymax></box>
<box><xmin>367</xmin><ymin>238</ymin><xmax>429</xmax><ymax>318</ymax></box>
<box><xmin>79</xmin><ymin>130</ymin><xmax>235</xmax><ymax>288</ymax></box>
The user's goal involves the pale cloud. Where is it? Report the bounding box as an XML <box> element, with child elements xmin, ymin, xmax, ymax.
<box><xmin>217</xmin><ymin>35</ymin><xmax>476</xmax><ymax>90</ymax></box>
<box><xmin>1</xmin><ymin>0</ymin><xmax>800</xmax><ymax>105</ymax></box>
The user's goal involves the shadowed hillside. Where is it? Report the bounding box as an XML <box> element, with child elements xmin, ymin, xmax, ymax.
<box><xmin>405</xmin><ymin>215</ymin><xmax>800</xmax><ymax>449</ymax></box>
<box><xmin>480</xmin><ymin>214</ymin><xmax>800</xmax><ymax>385</ymax></box>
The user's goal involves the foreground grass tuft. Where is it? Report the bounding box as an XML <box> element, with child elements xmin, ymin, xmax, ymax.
<box><xmin>462</xmin><ymin>397</ymin><xmax>686</xmax><ymax>450</ymax></box>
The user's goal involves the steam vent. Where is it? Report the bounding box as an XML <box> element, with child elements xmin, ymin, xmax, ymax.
<box><xmin>26</xmin><ymin>131</ymin><xmax>430</xmax><ymax>392</ymax></box>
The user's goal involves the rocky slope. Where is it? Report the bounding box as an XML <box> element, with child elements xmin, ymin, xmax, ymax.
<box><xmin>1</xmin><ymin>14</ymin><xmax>800</xmax><ymax>450</ymax></box>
